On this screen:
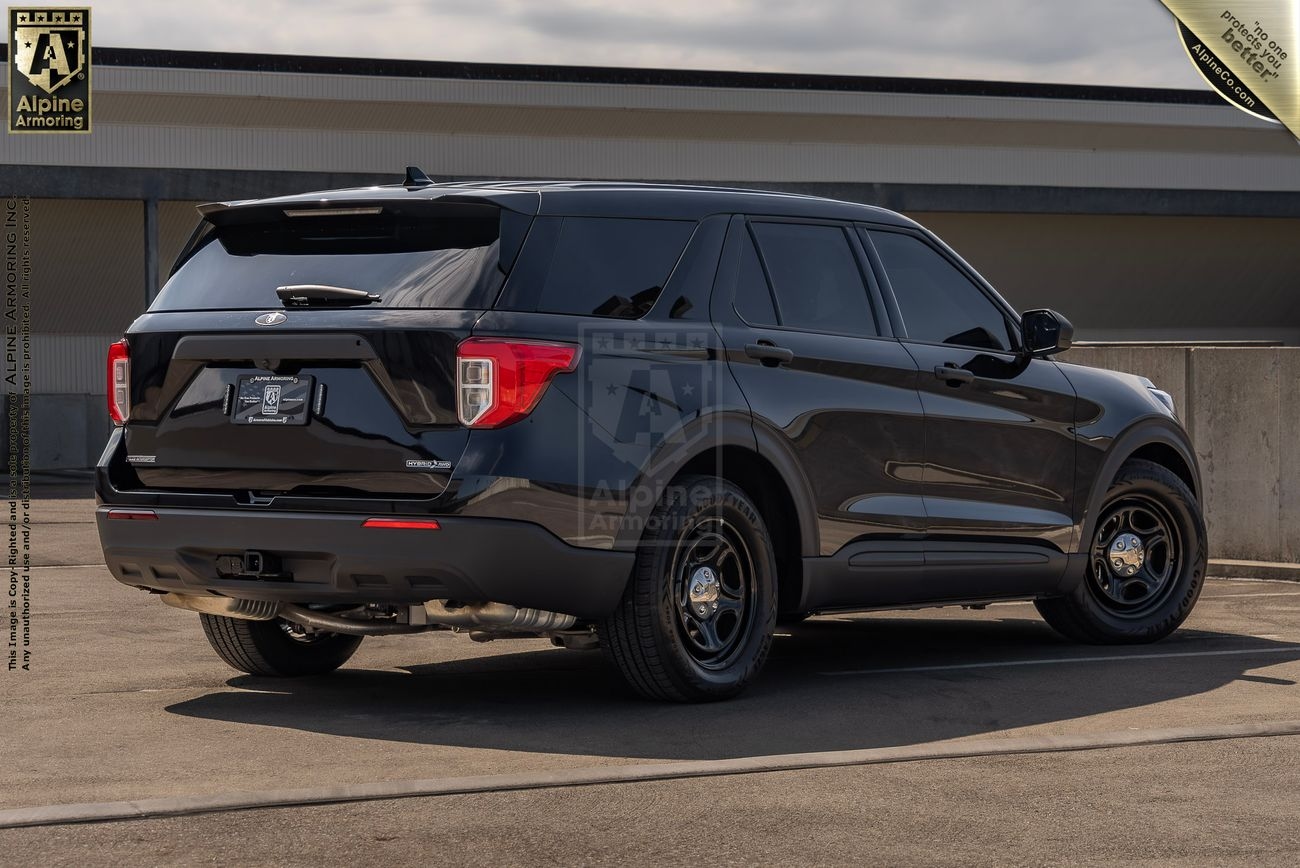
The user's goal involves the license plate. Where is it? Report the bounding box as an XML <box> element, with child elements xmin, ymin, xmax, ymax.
<box><xmin>233</xmin><ymin>375</ymin><xmax>314</xmax><ymax>426</ymax></box>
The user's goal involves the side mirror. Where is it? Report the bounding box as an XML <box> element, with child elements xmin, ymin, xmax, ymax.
<box><xmin>1019</xmin><ymin>309</ymin><xmax>1074</xmax><ymax>357</ymax></box>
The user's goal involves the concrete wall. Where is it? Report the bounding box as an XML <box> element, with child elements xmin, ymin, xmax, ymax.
<box><xmin>32</xmin><ymin>395</ymin><xmax>113</xmax><ymax>471</ymax></box>
<box><xmin>1063</xmin><ymin>346</ymin><xmax>1299</xmax><ymax>564</ymax></box>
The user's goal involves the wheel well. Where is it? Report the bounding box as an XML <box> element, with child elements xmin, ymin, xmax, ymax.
<box><xmin>1127</xmin><ymin>442</ymin><xmax>1197</xmax><ymax>498</ymax></box>
<box><xmin>678</xmin><ymin>446</ymin><xmax>804</xmax><ymax>614</ymax></box>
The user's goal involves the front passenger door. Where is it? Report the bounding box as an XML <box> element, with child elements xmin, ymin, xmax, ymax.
<box><xmin>862</xmin><ymin>227</ymin><xmax>1078</xmax><ymax>596</ymax></box>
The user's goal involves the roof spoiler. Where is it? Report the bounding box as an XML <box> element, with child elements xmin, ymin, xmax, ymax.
<box><xmin>195</xmin><ymin>193</ymin><xmax>533</xmax><ymax>227</ymax></box>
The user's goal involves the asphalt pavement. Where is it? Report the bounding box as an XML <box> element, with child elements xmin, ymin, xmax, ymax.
<box><xmin>3</xmin><ymin>486</ymin><xmax>1300</xmax><ymax>866</ymax></box>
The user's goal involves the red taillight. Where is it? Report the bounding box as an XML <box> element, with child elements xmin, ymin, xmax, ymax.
<box><xmin>106</xmin><ymin>508</ymin><xmax>157</xmax><ymax>520</ymax></box>
<box><xmin>362</xmin><ymin>518</ymin><xmax>441</xmax><ymax>530</ymax></box>
<box><xmin>107</xmin><ymin>340</ymin><xmax>130</xmax><ymax>425</ymax></box>
<box><xmin>456</xmin><ymin>338</ymin><xmax>580</xmax><ymax>428</ymax></box>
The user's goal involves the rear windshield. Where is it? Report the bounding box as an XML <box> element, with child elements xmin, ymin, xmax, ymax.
<box><xmin>153</xmin><ymin>208</ymin><xmax>505</xmax><ymax>311</ymax></box>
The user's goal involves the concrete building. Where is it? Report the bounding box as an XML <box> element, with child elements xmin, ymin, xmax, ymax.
<box><xmin>2</xmin><ymin>46</ymin><xmax>1299</xmax><ymax>470</ymax></box>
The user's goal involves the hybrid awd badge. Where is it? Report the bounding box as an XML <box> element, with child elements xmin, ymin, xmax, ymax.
<box><xmin>406</xmin><ymin>459</ymin><xmax>453</xmax><ymax>471</ymax></box>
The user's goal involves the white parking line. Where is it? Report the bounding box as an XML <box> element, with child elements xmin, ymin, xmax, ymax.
<box><xmin>1206</xmin><ymin>591</ymin><xmax>1300</xmax><ymax>599</ymax></box>
<box><xmin>821</xmin><ymin>645</ymin><xmax>1300</xmax><ymax>677</ymax></box>
<box><xmin>2</xmin><ymin>720</ymin><xmax>1298</xmax><ymax>831</ymax></box>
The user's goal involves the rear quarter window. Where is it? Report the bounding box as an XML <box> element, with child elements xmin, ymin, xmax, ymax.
<box><xmin>526</xmin><ymin>217</ymin><xmax>696</xmax><ymax>319</ymax></box>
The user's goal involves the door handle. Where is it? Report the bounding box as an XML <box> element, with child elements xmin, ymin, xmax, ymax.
<box><xmin>934</xmin><ymin>364</ymin><xmax>974</xmax><ymax>385</ymax></box>
<box><xmin>745</xmin><ymin>342</ymin><xmax>795</xmax><ymax>367</ymax></box>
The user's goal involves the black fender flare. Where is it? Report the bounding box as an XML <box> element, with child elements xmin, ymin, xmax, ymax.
<box><xmin>613</xmin><ymin>412</ymin><xmax>820</xmax><ymax>558</ymax></box>
<box><xmin>1078</xmin><ymin>416</ymin><xmax>1201</xmax><ymax>555</ymax></box>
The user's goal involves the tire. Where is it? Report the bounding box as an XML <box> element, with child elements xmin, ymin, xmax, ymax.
<box><xmin>1036</xmin><ymin>458</ymin><xmax>1207</xmax><ymax>644</ymax></box>
<box><xmin>600</xmin><ymin>475</ymin><xmax>778</xmax><ymax>702</ymax></box>
<box><xmin>199</xmin><ymin>613</ymin><xmax>363</xmax><ymax>676</ymax></box>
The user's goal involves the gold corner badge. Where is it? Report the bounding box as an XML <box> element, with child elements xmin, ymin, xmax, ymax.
<box><xmin>1160</xmin><ymin>1</ymin><xmax>1296</xmax><ymax>137</ymax></box>
<box><xmin>7</xmin><ymin>6</ymin><xmax>91</xmax><ymax>133</ymax></box>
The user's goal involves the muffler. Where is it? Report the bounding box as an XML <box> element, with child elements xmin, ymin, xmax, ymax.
<box><xmin>161</xmin><ymin>593</ymin><xmax>280</xmax><ymax>621</ymax></box>
<box><xmin>421</xmin><ymin>601</ymin><xmax>577</xmax><ymax>632</ymax></box>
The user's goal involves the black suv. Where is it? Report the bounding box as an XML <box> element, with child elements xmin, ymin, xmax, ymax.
<box><xmin>96</xmin><ymin>175</ymin><xmax>1207</xmax><ymax>701</ymax></box>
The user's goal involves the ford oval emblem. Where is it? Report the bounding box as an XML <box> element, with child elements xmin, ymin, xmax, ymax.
<box><xmin>255</xmin><ymin>312</ymin><xmax>287</xmax><ymax>326</ymax></box>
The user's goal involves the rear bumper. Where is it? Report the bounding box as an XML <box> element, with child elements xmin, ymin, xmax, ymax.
<box><xmin>96</xmin><ymin>507</ymin><xmax>632</xmax><ymax>620</ymax></box>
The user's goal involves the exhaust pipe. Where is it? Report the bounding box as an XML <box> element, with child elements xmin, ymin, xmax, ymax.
<box><xmin>161</xmin><ymin>594</ymin><xmax>576</xmax><ymax>636</ymax></box>
<box><xmin>278</xmin><ymin>604</ymin><xmax>427</xmax><ymax>636</ymax></box>
<box><xmin>160</xmin><ymin>594</ymin><xmax>422</xmax><ymax>635</ymax></box>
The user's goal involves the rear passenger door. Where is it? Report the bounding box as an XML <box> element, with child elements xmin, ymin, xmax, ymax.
<box><xmin>711</xmin><ymin>217</ymin><xmax>927</xmax><ymax>608</ymax></box>
<box><xmin>861</xmin><ymin>226</ymin><xmax>1077</xmax><ymax>594</ymax></box>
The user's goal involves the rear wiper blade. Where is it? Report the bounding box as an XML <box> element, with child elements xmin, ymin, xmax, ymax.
<box><xmin>276</xmin><ymin>284</ymin><xmax>381</xmax><ymax>307</ymax></box>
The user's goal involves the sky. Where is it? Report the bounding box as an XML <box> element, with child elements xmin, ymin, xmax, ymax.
<box><xmin>87</xmin><ymin>0</ymin><xmax>1208</xmax><ymax>90</ymax></box>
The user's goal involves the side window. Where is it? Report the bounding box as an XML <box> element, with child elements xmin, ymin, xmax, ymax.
<box><xmin>732</xmin><ymin>231</ymin><xmax>777</xmax><ymax>326</ymax></box>
<box><xmin>535</xmin><ymin>217</ymin><xmax>695</xmax><ymax>318</ymax></box>
<box><xmin>868</xmin><ymin>230</ymin><xmax>1012</xmax><ymax>352</ymax></box>
<box><xmin>750</xmin><ymin>222</ymin><xmax>877</xmax><ymax>337</ymax></box>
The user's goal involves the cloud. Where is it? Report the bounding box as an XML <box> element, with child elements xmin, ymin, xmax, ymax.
<box><xmin>88</xmin><ymin>0</ymin><xmax>1207</xmax><ymax>89</ymax></box>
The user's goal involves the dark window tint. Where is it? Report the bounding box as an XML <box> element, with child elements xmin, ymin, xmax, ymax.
<box><xmin>751</xmin><ymin>222</ymin><xmax>876</xmax><ymax>337</ymax></box>
<box><xmin>868</xmin><ymin>231</ymin><xmax>1012</xmax><ymax>352</ymax></box>
<box><xmin>732</xmin><ymin>231</ymin><xmax>777</xmax><ymax>326</ymax></box>
<box><xmin>154</xmin><ymin>209</ymin><xmax>504</xmax><ymax>311</ymax></box>
<box><xmin>536</xmin><ymin>217</ymin><xmax>694</xmax><ymax>318</ymax></box>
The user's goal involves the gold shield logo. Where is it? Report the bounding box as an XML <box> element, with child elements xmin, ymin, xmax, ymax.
<box><xmin>8</xmin><ymin>7</ymin><xmax>91</xmax><ymax>133</ymax></box>
<box><xmin>12</xmin><ymin>8</ymin><xmax>86</xmax><ymax>93</ymax></box>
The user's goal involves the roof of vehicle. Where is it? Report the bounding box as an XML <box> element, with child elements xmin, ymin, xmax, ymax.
<box><xmin>199</xmin><ymin>179</ymin><xmax>919</xmax><ymax>227</ymax></box>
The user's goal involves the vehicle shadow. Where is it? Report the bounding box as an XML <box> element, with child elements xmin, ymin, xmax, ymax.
<box><xmin>165</xmin><ymin>614</ymin><xmax>1300</xmax><ymax>761</ymax></box>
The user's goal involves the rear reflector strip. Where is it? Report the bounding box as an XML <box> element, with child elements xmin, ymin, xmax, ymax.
<box><xmin>106</xmin><ymin>509</ymin><xmax>158</xmax><ymax>521</ymax></box>
<box><xmin>362</xmin><ymin>518</ymin><xmax>441</xmax><ymax>530</ymax></box>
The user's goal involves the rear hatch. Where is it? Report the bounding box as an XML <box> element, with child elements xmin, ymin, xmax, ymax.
<box><xmin>118</xmin><ymin>194</ymin><xmax>534</xmax><ymax>502</ymax></box>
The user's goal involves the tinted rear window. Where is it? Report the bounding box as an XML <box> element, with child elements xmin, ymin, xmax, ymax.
<box><xmin>533</xmin><ymin>217</ymin><xmax>695</xmax><ymax>318</ymax></box>
<box><xmin>751</xmin><ymin>222</ymin><xmax>877</xmax><ymax>337</ymax></box>
<box><xmin>153</xmin><ymin>208</ymin><xmax>505</xmax><ymax>311</ymax></box>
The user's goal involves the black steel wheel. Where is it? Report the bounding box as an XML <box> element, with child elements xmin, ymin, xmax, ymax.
<box><xmin>671</xmin><ymin>515</ymin><xmax>758</xmax><ymax>668</ymax></box>
<box><xmin>1037</xmin><ymin>458</ymin><xmax>1207</xmax><ymax>644</ymax></box>
<box><xmin>600</xmin><ymin>475</ymin><xmax>778</xmax><ymax>701</ymax></box>
<box><xmin>200</xmin><ymin>613</ymin><xmax>363</xmax><ymax>676</ymax></box>
<box><xmin>1087</xmin><ymin>495</ymin><xmax>1182</xmax><ymax>617</ymax></box>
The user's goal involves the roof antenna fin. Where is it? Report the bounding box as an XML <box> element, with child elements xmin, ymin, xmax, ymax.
<box><xmin>404</xmin><ymin>166</ymin><xmax>434</xmax><ymax>187</ymax></box>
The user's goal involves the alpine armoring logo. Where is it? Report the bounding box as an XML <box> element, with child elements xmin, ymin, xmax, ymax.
<box><xmin>575</xmin><ymin>325</ymin><xmax>725</xmax><ymax>549</ymax></box>
<box><xmin>7</xmin><ymin>7</ymin><xmax>91</xmax><ymax>133</ymax></box>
